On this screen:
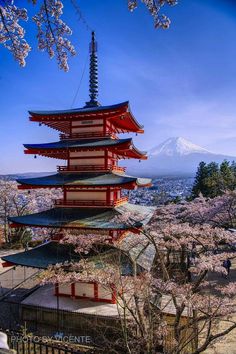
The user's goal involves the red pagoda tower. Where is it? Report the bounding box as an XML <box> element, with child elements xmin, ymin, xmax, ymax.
<box><xmin>4</xmin><ymin>32</ymin><xmax>153</xmax><ymax>304</ymax></box>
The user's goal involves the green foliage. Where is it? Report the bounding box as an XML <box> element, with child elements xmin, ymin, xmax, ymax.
<box><xmin>191</xmin><ymin>160</ymin><xmax>236</xmax><ymax>198</ymax></box>
<box><xmin>20</xmin><ymin>228</ymin><xmax>33</xmax><ymax>249</ymax></box>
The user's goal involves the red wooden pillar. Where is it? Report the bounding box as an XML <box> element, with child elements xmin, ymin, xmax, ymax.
<box><xmin>63</xmin><ymin>188</ymin><xmax>67</xmax><ymax>203</ymax></box>
<box><xmin>71</xmin><ymin>283</ymin><xmax>75</xmax><ymax>299</ymax></box>
<box><xmin>55</xmin><ymin>282</ymin><xmax>59</xmax><ymax>296</ymax></box>
<box><xmin>104</xmin><ymin>149</ymin><xmax>108</xmax><ymax>169</ymax></box>
<box><xmin>94</xmin><ymin>283</ymin><xmax>98</xmax><ymax>301</ymax></box>
<box><xmin>103</xmin><ymin>118</ymin><xmax>106</xmax><ymax>136</ymax></box>
<box><xmin>69</xmin><ymin>120</ymin><xmax>72</xmax><ymax>136</ymax></box>
<box><xmin>106</xmin><ymin>187</ymin><xmax>110</xmax><ymax>206</ymax></box>
<box><xmin>112</xmin><ymin>152</ymin><xmax>116</xmax><ymax>169</ymax></box>
<box><xmin>108</xmin><ymin>230</ymin><xmax>113</xmax><ymax>243</ymax></box>
<box><xmin>111</xmin><ymin>284</ymin><xmax>117</xmax><ymax>304</ymax></box>
<box><xmin>67</xmin><ymin>149</ymin><xmax>70</xmax><ymax>169</ymax></box>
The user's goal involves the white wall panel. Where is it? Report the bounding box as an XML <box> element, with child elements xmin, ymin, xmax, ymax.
<box><xmin>98</xmin><ymin>284</ymin><xmax>112</xmax><ymax>300</ymax></box>
<box><xmin>58</xmin><ymin>284</ymin><xmax>71</xmax><ymax>295</ymax></box>
<box><xmin>75</xmin><ymin>283</ymin><xmax>94</xmax><ymax>297</ymax></box>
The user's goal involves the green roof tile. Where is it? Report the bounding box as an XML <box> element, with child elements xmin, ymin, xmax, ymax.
<box><xmin>2</xmin><ymin>241</ymin><xmax>146</xmax><ymax>275</ymax></box>
<box><xmin>24</xmin><ymin>138</ymin><xmax>131</xmax><ymax>150</ymax></box>
<box><xmin>9</xmin><ymin>204</ymin><xmax>155</xmax><ymax>230</ymax></box>
<box><xmin>17</xmin><ymin>172</ymin><xmax>151</xmax><ymax>188</ymax></box>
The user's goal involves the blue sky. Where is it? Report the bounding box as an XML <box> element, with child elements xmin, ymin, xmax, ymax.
<box><xmin>1</xmin><ymin>0</ymin><xmax>236</xmax><ymax>173</ymax></box>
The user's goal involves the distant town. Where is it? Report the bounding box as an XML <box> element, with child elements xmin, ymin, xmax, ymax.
<box><xmin>124</xmin><ymin>176</ymin><xmax>194</xmax><ymax>206</ymax></box>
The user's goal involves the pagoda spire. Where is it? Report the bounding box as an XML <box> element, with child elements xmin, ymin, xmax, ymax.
<box><xmin>85</xmin><ymin>31</ymin><xmax>100</xmax><ymax>107</ymax></box>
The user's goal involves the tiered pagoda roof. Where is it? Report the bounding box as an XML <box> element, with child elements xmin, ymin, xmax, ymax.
<box><xmin>17</xmin><ymin>172</ymin><xmax>151</xmax><ymax>189</ymax></box>
<box><xmin>9</xmin><ymin>203</ymin><xmax>155</xmax><ymax>230</ymax></box>
<box><xmin>29</xmin><ymin>101</ymin><xmax>144</xmax><ymax>134</ymax></box>
<box><xmin>2</xmin><ymin>236</ymin><xmax>155</xmax><ymax>272</ymax></box>
<box><xmin>3</xmin><ymin>242</ymin><xmax>82</xmax><ymax>269</ymax></box>
<box><xmin>24</xmin><ymin>138</ymin><xmax>147</xmax><ymax>160</ymax></box>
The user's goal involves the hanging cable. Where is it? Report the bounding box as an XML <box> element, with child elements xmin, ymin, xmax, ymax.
<box><xmin>70</xmin><ymin>0</ymin><xmax>94</xmax><ymax>107</ymax></box>
<box><xmin>70</xmin><ymin>0</ymin><xmax>93</xmax><ymax>32</ymax></box>
<box><xmin>70</xmin><ymin>51</ymin><xmax>89</xmax><ymax>108</ymax></box>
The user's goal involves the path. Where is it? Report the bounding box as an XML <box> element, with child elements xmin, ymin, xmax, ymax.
<box><xmin>204</xmin><ymin>258</ymin><xmax>236</xmax><ymax>354</ymax></box>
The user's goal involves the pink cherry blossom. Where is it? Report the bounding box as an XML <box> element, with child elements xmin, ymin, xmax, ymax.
<box><xmin>0</xmin><ymin>3</ymin><xmax>30</xmax><ymax>66</ymax></box>
<box><xmin>128</xmin><ymin>0</ymin><xmax>178</xmax><ymax>29</ymax></box>
<box><xmin>33</xmin><ymin>0</ymin><xmax>76</xmax><ymax>72</ymax></box>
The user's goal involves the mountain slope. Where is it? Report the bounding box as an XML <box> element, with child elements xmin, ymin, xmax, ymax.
<box><xmin>125</xmin><ymin>137</ymin><xmax>236</xmax><ymax>177</ymax></box>
<box><xmin>149</xmin><ymin>137</ymin><xmax>210</xmax><ymax>157</ymax></box>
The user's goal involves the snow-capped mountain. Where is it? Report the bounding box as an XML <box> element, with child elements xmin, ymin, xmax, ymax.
<box><xmin>125</xmin><ymin>137</ymin><xmax>236</xmax><ymax>177</ymax></box>
<box><xmin>149</xmin><ymin>137</ymin><xmax>210</xmax><ymax>157</ymax></box>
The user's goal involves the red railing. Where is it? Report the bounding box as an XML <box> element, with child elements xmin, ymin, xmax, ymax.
<box><xmin>54</xmin><ymin>196</ymin><xmax>128</xmax><ymax>208</ymax></box>
<box><xmin>57</xmin><ymin>165</ymin><xmax>126</xmax><ymax>173</ymax></box>
<box><xmin>59</xmin><ymin>132</ymin><xmax>117</xmax><ymax>140</ymax></box>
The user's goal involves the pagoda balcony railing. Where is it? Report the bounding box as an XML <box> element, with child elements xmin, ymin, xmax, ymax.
<box><xmin>57</xmin><ymin>164</ymin><xmax>126</xmax><ymax>173</ymax></box>
<box><xmin>54</xmin><ymin>197</ymin><xmax>128</xmax><ymax>208</ymax></box>
<box><xmin>59</xmin><ymin>131</ymin><xmax>117</xmax><ymax>140</ymax></box>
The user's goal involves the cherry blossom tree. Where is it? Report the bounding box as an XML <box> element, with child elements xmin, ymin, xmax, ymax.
<box><xmin>42</xmin><ymin>197</ymin><xmax>236</xmax><ymax>354</ymax></box>
<box><xmin>174</xmin><ymin>192</ymin><xmax>236</xmax><ymax>229</ymax></box>
<box><xmin>0</xmin><ymin>179</ymin><xmax>61</xmax><ymax>244</ymax></box>
<box><xmin>128</xmin><ymin>0</ymin><xmax>178</xmax><ymax>29</ymax></box>
<box><xmin>0</xmin><ymin>0</ymin><xmax>178</xmax><ymax>71</ymax></box>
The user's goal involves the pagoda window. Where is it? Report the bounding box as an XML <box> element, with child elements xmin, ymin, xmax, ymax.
<box><xmin>71</xmin><ymin>119</ymin><xmax>104</xmax><ymax>134</ymax></box>
<box><xmin>71</xmin><ymin>119</ymin><xmax>104</xmax><ymax>127</ymax></box>
<box><xmin>69</xmin><ymin>151</ymin><xmax>105</xmax><ymax>157</ymax></box>
<box><xmin>72</xmin><ymin>125</ymin><xmax>103</xmax><ymax>134</ymax></box>
<box><xmin>66</xmin><ymin>191</ymin><xmax>106</xmax><ymax>201</ymax></box>
<box><xmin>69</xmin><ymin>158</ymin><xmax>105</xmax><ymax>166</ymax></box>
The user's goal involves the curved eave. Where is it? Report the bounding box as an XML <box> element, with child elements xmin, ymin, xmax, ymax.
<box><xmin>8</xmin><ymin>208</ymin><xmax>142</xmax><ymax>230</ymax></box>
<box><xmin>118</xmin><ymin>142</ymin><xmax>147</xmax><ymax>160</ymax></box>
<box><xmin>29</xmin><ymin>102</ymin><xmax>130</xmax><ymax>134</ymax></box>
<box><xmin>109</xmin><ymin>104</ymin><xmax>144</xmax><ymax>134</ymax></box>
<box><xmin>8</xmin><ymin>204</ymin><xmax>155</xmax><ymax>230</ymax></box>
<box><xmin>8</xmin><ymin>217</ymin><xmax>135</xmax><ymax>230</ymax></box>
<box><xmin>136</xmin><ymin>178</ymin><xmax>152</xmax><ymax>188</ymax></box>
<box><xmin>1</xmin><ymin>242</ymin><xmax>82</xmax><ymax>269</ymax></box>
<box><xmin>29</xmin><ymin>101</ymin><xmax>144</xmax><ymax>135</ymax></box>
<box><xmin>1</xmin><ymin>242</ymin><xmax>143</xmax><ymax>275</ymax></box>
<box><xmin>17</xmin><ymin>173</ymin><xmax>152</xmax><ymax>189</ymax></box>
<box><xmin>23</xmin><ymin>139</ymin><xmax>147</xmax><ymax>160</ymax></box>
<box><xmin>23</xmin><ymin>138</ymin><xmax>131</xmax><ymax>151</ymax></box>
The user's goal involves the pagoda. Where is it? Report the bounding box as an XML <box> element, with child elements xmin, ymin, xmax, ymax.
<box><xmin>3</xmin><ymin>32</ymin><xmax>154</xmax><ymax>304</ymax></box>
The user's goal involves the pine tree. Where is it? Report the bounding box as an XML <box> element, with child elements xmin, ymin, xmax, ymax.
<box><xmin>219</xmin><ymin>160</ymin><xmax>236</xmax><ymax>191</ymax></box>
<box><xmin>204</xmin><ymin>162</ymin><xmax>221</xmax><ymax>198</ymax></box>
<box><xmin>191</xmin><ymin>162</ymin><xmax>208</xmax><ymax>198</ymax></box>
